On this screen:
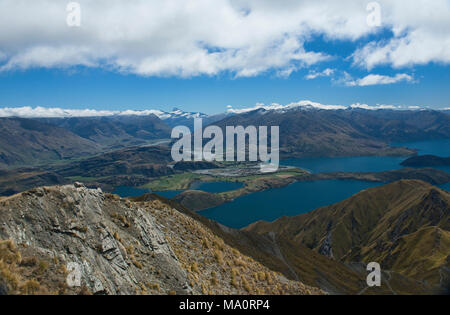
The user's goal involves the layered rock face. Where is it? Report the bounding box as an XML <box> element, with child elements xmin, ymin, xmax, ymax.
<box><xmin>0</xmin><ymin>183</ymin><xmax>190</xmax><ymax>294</ymax></box>
<box><xmin>0</xmin><ymin>183</ymin><xmax>321</xmax><ymax>295</ymax></box>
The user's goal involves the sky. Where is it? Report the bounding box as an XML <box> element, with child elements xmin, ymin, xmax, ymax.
<box><xmin>0</xmin><ymin>0</ymin><xmax>449</xmax><ymax>115</ymax></box>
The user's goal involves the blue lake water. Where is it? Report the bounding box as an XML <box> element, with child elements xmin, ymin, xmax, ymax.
<box><xmin>395</xmin><ymin>139</ymin><xmax>450</xmax><ymax>157</ymax></box>
<box><xmin>113</xmin><ymin>186</ymin><xmax>150</xmax><ymax>197</ymax></box>
<box><xmin>441</xmin><ymin>183</ymin><xmax>450</xmax><ymax>192</ymax></box>
<box><xmin>200</xmin><ymin>139</ymin><xmax>450</xmax><ymax>228</ymax></box>
<box><xmin>281</xmin><ymin>139</ymin><xmax>450</xmax><ymax>173</ymax></box>
<box><xmin>200</xmin><ymin>180</ymin><xmax>384</xmax><ymax>229</ymax></box>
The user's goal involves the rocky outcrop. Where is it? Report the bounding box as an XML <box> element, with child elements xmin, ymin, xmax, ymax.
<box><xmin>0</xmin><ymin>183</ymin><xmax>191</xmax><ymax>295</ymax></box>
<box><xmin>0</xmin><ymin>183</ymin><xmax>322</xmax><ymax>295</ymax></box>
<box><xmin>318</xmin><ymin>232</ymin><xmax>333</xmax><ymax>259</ymax></box>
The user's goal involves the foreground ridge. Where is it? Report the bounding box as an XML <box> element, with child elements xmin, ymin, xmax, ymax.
<box><xmin>0</xmin><ymin>183</ymin><xmax>322</xmax><ymax>295</ymax></box>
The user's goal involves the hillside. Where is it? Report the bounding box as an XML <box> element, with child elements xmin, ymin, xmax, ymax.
<box><xmin>135</xmin><ymin>193</ymin><xmax>434</xmax><ymax>295</ymax></box>
<box><xmin>173</xmin><ymin>190</ymin><xmax>225</xmax><ymax>211</ymax></box>
<box><xmin>210</xmin><ymin>108</ymin><xmax>416</xmax><ymax>158</ymax></box>
<box><xmin>0</xmin><ymin>168</ymin><xmax>68</xmax><ymax>196</ymax></box>
<box><xmin>298</xmin><ymin>168</ymin><xmax>450</xmax><ymax>186</ymax></box>
<box><xmin>52</xmin><ymin>145</ymin><xmax>175</xmax><ymax>192</ymax></box>
<box><xmin>246</xmin><ymin>180</ymin><xmax>450</xmax><ymax>291</ymax></box>
<box><xmin>39</xmin><ymin>115</ymin><xmax>171</xmax><ymax>149</ymax></box>
<box><xmin>209</xmin><ymin>108</ymin><xmax>450</xmax><ymax>158</ymax></box>
<box><xmin>401</xmin><ymin>155</ymin><xmax>450</xmax><ymax>167</ymax></box>
<box><xmin>0</xmin><ymin>118</ymin><xmax>100</xmax><ymax>168</ymax></box>
<box><xmin>339</xmin><ymin>109</ymin><xmax>450</xmax><ymax>142</ymax></box>
<box><xmin>0</xmin><ymin>183</ymin><xmax>322</xmax><ymax>295</ymax></box>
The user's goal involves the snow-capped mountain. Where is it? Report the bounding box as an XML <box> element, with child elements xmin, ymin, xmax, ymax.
<box><xmin>226</xmin><ymin>100</ymin><xmax>430</xmax><ymax>115</ymax></box>
<box><xmin>164</xmin><ymin>108</ymin><xmax>208</xmax><ymax>119</ymax></box>
<box><xmin>0</xmin><ymin>106</ymin><xmax>209</xmax><ymax>120</ymax></box>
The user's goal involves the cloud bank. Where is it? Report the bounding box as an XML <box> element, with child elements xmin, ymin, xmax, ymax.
<box><xmin>0</xmin><ymin>0</ymin><xmax>448</xmax><ymax>78</ymax></box>
<box><xmin>305</xmin><ymin>68</ymin><xmax>335</xmax><ymax>80</ymax></box>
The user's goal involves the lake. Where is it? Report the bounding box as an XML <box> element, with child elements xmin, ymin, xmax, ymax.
<box><xmin>441</xmin><ymin>182</ymin><xmax>450</xmax><ymax>192</ymax></box>
<box><xmin>281</xmin><ymin>139</ymin><xmax>450</xmax><ymax>173</ymax></box>
<box><xmin>114</xmin><ymin>139</ymin><xmax>449</xmax><ymax>229</ymax></box>
<box><xmin>200</xmin><ymin>180</ymin><xmax>384</xmax><ymax>229</ymax></box>
<box><xmin>113</xmin><ymin>186</ymin><xmax>150</xmax><ymax>197</ymax></box>
<box><xmin>200</xmin><ymin>139</ymin><xmax>450</xmax><ymax>228</ymax></box>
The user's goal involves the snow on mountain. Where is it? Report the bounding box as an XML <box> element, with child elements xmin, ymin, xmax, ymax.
<box><xmin>226</xmin><ymin>100</ymin><xmax>433</xmax><ymax>114</ymax></box>
<box><xmin>0</xmin><ymin>106</ymin><xmax>208</xmax><ymax>120</ymax></box>
<box><xmin>0</xmin><ymin>101</ymin><xmax>443</xmax><ymax>121</ymax></box>
<box><xmin>226</xmin><ymin>100</ymin><xmax>346</xmax><ymax>114</ymax></box>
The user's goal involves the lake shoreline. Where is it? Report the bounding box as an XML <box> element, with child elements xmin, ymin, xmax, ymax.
<box><xmin>174</xmin><ymin>167</ymin><xmax>450</xmax><ymax>212</ymax></box>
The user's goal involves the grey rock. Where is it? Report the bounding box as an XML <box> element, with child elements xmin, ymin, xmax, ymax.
<box><xmin>0</xmin><ymin>184</ymin><xmax>190</xmax><ymax>295</ymax></box>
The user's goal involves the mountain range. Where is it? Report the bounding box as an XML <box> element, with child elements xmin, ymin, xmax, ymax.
<box><xmin>1</xmin><ymin>106</ymin><xmax>449</xmax><ymax>168</ymax></box>
<box><xmin>210</xmin><ymin>107</ymin><xmax>450</xmax><ymax>158</ymax></box>
<box><xmin>0</xmin><ymin>105</ymin><xmax>449</xmax><ymax>295</ymax></box>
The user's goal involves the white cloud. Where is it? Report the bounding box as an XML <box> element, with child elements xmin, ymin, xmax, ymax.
<box><xmin>345</xmin><ymin>73</ymin><xmax>415</xmax><ymax>86</ymax></box>
<box><xmin>305</xmin><ymin>68</ymin><xmax>335</xmax><ymax>80</ymax></box>
<box><xmin>0</xmin><ymin>1</ymin><xmax>448</xmax><ymax>77</ymax></box>
<box><xmin>0</xmin><ymin>0</ymin><xmax>386</xmax><ymax>77</ymax></box>
<box><xmin>352</xmin><ymin>0</ymin><xmax>450</xmax><ymax>69</ymax></box>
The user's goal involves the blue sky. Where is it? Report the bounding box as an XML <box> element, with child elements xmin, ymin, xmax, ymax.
<box><xmin>0</xmin><ymin>1</ymin><xmax>449</xmax><ymax>115</ymax></box>
<box><xmin>1</xmin><ymin>63</ymin><xmax>449</xmax><ymax>115</ymax></box>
